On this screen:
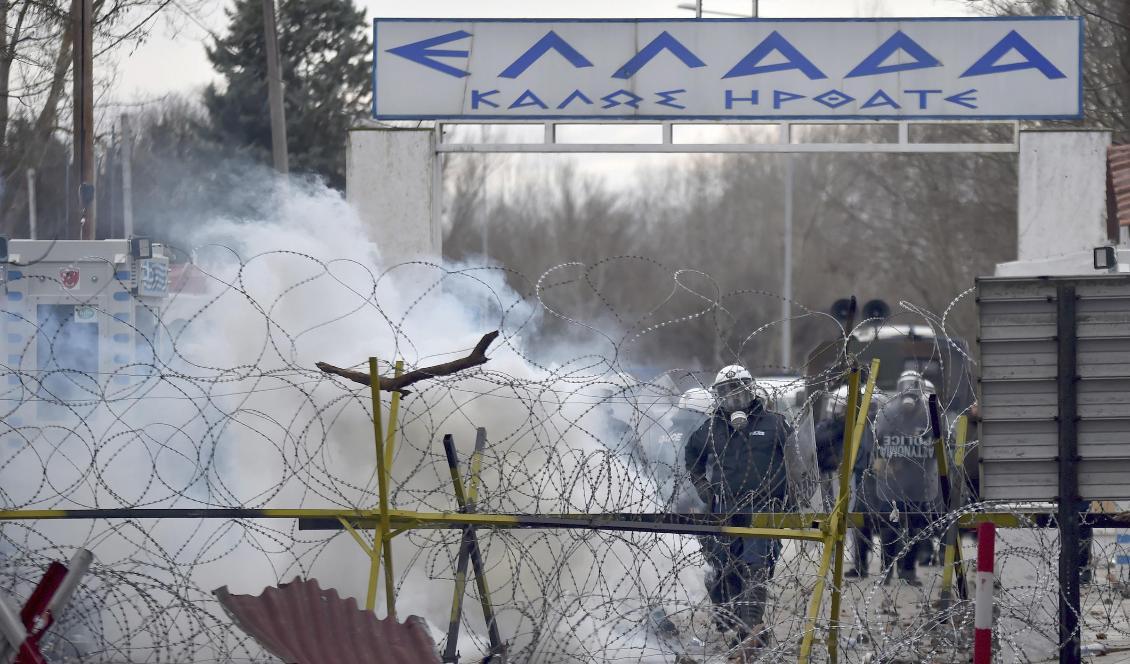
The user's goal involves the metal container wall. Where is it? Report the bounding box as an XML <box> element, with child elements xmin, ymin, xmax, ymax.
<box><xmin>978</xmin><ymin>275</ymin><xmax>1130</xmax><ymax>500</ymax></box>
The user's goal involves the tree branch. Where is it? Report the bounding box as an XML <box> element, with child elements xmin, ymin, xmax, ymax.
<box><xmin>316</xmin><ymin>331</ymin><xmax>500</xmax><ymax>393</ymax></box>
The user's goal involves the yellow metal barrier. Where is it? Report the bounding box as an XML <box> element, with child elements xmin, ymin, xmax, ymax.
<box><xmin>799</xmin><ymin>359</ymin><xmax>880</xmax><ymax>664</ymax></box>
<box><xmin>939</xmin><ymin>415</ymin><xmax>969</xmax><ymax>605</ymax></box>
<box><xmin>14</xmin><ymin>355</ymin><xmax>1083</xmax><ymax>662</ymax></box>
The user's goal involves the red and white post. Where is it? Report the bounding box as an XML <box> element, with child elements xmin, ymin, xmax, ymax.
<box><xmin>974</xmin><ymin>522</ymin><xmax>997</xmax><ymax>664</ymax></box>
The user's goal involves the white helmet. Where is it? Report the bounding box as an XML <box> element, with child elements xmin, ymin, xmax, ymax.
<box><xmin>711</xmin><ymin>364</ymin><xmax>755</xmax><ymax>414</ymax></box>
<box><xmin>895</xmin><ymin>370</ymin><xmax>935</xmax><ymax>396</ymax></box>
<box><xmin>711</xmin><ymin>365</ymin><xmax>753</xmax><ymax>389</ymax></box>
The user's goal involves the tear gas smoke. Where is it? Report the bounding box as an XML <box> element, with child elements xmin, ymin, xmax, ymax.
<box><xmin>0</xmin><ymin>172</ymin><xmax>710</xmax><ymax>662</ymax></box>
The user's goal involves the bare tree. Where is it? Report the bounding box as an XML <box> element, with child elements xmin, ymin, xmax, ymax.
<box><xmin>1</xmin><ymin>0</ymin><xmax>208</xmax><ymax>236</ymax></box>
<box><xmin>969</xmin><ymin>0</ymin><xmax>1130</xmax><ymax>140</ymax></box>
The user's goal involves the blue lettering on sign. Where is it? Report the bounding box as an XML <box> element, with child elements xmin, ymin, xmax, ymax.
<box><xmin>557</xmin><ymin>89</ymin><xmax>594</xmax><ymax>109</ymax></box>
<box><xmin>846</xmin><ymin>30</ymin><xmax>941</xmax><ymax>78</ymax></box>
<box><xmin>905</xmin><ymin>89</ymin><xmax>943</xmax><ymax>109</ymax></box>
<box><xmin>861</xmin><ymin>89</ymin><xmax>901</xmax><ymax>109</ymax></box>
<box><xmin>472</xmin><ymin>89</ymin><xmax>500</xmax><ymax>109</ymax></box>
<box><xmin>601</xmin><ymin>89</ymin><xmax>644</xmax><ymax>108</ymax></box>
<box><xmin>773</xmin><ymin>90</ymin><xmax>805</xmax><ymax>109</ymax></box>
<box><xmin>509</xmin><ymin>89</ymin><xmax>548</xmax><ymax>109</ymax></box>
<box><xmin>386</xmin><ymin>30</ymin><xmax>472</xmax><ymax>78</ymax></box>
<box><xmin>961</xmin><ymin>30</ymin><xmax>1067</xmax><ymax>79</ymax></box>
<box><xmin>499</xmin><ymin>30</ymin><xmax>593</xmax><ymax>78</ymax></box>
<box><xmin>465</xmin><ymin>88</ymin><xmax>985</xmax><ymax>113</ymax></box>
<box><xmin>1117</xmin><ymin>534</ymin><xmax>1130</xmax><ymax>544</ymax></box>
<box><xmin>813</xmin><ymin>89</ymin><xmax>855</xmax><ymax>109</ymax></box>
<box><xmin>655</xmin><ymin>89</ymin><xmax>687</xmax><ymax>109</ymax></box>
<box><xmin>386</xmin><ymin>26</ymin><xmax>1072</xmax><ymax>119</ymax></box>
<box><xmin>1117</xmin><ymin>555</ymin><xmax>1130</xmax><ymax>566</ymax></box>
<box><xmin>612</xmin><ymin>31</ymin><xmax>706</xmax><ymax>79</ymax></box>
<box><xmin>945</xmin><ymin>89</ymin><xmax>979</xmax><ymax>109</ymax></box>
<box><xmin>725</xmin><ymin>90</ymin><xmax>759</xmax><ymax>109</ymax></box>
<box><xmin>724</xmin><ymin>31</ymin><xmax>827</xmax><ymax>80</ymax></box>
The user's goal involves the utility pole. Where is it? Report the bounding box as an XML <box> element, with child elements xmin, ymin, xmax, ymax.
<box><xmin>781</xmin><ymin>155</ymin><xmax>794</xmax><ymax>370</ymax></box>
<box><xmin>71</xmin><ymin>0</ymin><xmax>95</xmax><ymax>240</ymax></box>
<box><xmin>262</xmin><ymin>0</ymin><xmax>288</xmax><ymax>174</ymax></box>
<box><xmin>27</xmin><ymin>169</ymin><xmax>37</xmax><ymax>240</ymax></box>
<box><xmin>121</xmin><ymin>114</ymin><xmax>134</xmax><ymax>238</ymax></box>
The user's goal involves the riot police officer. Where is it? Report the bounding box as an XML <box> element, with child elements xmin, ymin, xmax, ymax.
<box><xmin>684</xmin><ymin>364</ymin><xmax>795</xmax><ymax>658</ymax></box>
<box><xmin>870</xmin><ymin>370</ymin><xmax>942</xmax><ymax>585</ymax></box>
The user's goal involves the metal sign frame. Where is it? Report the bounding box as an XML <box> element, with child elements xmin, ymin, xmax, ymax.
<box><xmin>373</xmin><ymin>16</ymin><xmax>1083</xmax><ymax>121</ymax></box>
<box><xmin>421</xmin><ymin>118</ymin><xmax>1019</xmax><ymax>367</ymax></box>
<box><xmin>433</xmin><ymin>119</ymin><xmax>1020</xmax><ymax>154</ymax></box>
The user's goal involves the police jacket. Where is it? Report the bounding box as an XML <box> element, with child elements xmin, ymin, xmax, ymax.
<box><xmin>871</xmin><ymin>396</ymin><xmax>941</xmax><ymax>505</ymax></box>
<box><xmin>684</xmin><ymin>399</ymin><xmax>794</xmax><ymax>514</ymax></box>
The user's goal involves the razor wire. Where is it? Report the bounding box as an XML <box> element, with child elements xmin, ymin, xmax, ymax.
<box><xmin>0</xmin><ymin>250</ymin><xmax>1128</xmax><ymax>664</ymax></box>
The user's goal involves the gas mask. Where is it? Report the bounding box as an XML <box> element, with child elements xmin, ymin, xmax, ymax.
<box><xmin>729</xmin><ymin>410</ymin><xmax>749</xmax><ymax>430</ymax></box>
<box><xmin>895</xmin><ymin>371</ymin><xmax>934</xmax><ymax>415</ymax></box>
<box><xmin>714</xmin><ymin>379</ymin><xmax>754</xmax><ymax>430</ymax></box>
<box><xmin>899</xmin><ymin>393</ymin><xmax>920</xmax><ymax>413</ymax></box>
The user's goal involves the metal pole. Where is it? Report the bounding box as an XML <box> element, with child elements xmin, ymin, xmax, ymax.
<box><xmin>826</xmin><ymin>367</ymin><xmax>860</xmax><ymax>664</ymax></box>
<box><xmin>939</xmin><ymin>416</ymin><xmax>970</xmax><ymax>607</ymax></box>
<box><xmin>71</xmin><ymin>0</ymin><xmax>95</xmax><ymax>240</ymax></box>
<box><xmin>695</xmin><ymin>0</ymin><xmax>702</xmax><ymax>18</ymax></box>
<box><xmin>366</xmin><ymin>357</ymin><xmax>384</xmax><ymax>613</ymax></box>
<box><xmin>262</xmin><ymin>0</ymin><xmax>288</xmax><ymax>174</ymax></box>
<box><xmin>973</xmin><ymin>522</ymin><xmax>997</xmax><ymax>664</ymax></box>
<box><xmin>1056</xmin><ymin>284</ymin><xmax>1080</xmax><ymax>664</ymax></box>
<box><xmin>781</xmin><ymin>155</ymin><xmax>794</xmax><ymax>369</ymax></box>
<box><xmin>752</xmin><ymin>0</ymin><xmax>758</xmax><ymax>17</ymax></box>
<box><xmin>26</xmin><ymin>169</ymin><xmax>37</xmax><ymax>240</ymax></box>
<box><xmin>441</xmin><ymin>429</ymin><xmax>503</xmax><ymax>662</ymax></box>
<box><xmin>121</xmin><ymin>114</ymin><xmax>134</xmax><ymax>238</ymax></box>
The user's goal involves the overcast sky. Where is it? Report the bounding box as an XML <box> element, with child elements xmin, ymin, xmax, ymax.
<box><xmin>114</xmin><ymin>0</ymin><xmax>978</xmax><ymax>100</ymax></box>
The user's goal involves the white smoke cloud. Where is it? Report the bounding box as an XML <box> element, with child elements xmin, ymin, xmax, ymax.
<box><xmin>1</xmin><ymin>171</ymin><xmax>705</xmax><ymax>662</ymax></box>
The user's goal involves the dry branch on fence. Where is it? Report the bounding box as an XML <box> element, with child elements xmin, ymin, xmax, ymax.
<box><xmin>316</xmin><ymin>331</ymin><xmax>500</xmax><ymax>393</ymax></box>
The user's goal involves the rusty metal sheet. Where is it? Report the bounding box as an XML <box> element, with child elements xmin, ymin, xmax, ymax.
<box><xmin>214</xmin><ymin>578</ymin><xmax>439</xmax><ymax>664</ymax></box>
<box><xmin>1109</xmin><ymin>144</ymin><xmax>1130</xmax><ymax>227</ymax></box>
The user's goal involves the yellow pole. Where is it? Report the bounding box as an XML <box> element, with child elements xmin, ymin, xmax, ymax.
<box><xmin>366</xmin><ymin>357</ymin><xmax>389</xmax><ymax>614</ymax></box>
<box><xmin>384</xmin><ymin>361</ymin><xmax>403</xmax><ymax>471</ymax></box>
<box><xmin>826</xmin><ymin>368</ymin><xmax>860</xmax><ymax>664</ymax></box>
<box><xmin>798</xmin><ymin>532</ymin><xmax>836</xmax><ymax>664</ymax></box>
<box><xmin>801</xmin><ymin>366</ymin><xmax>858</xmax><ymax>664</ymax></box>
<box><xmin>940</xmin><ymin>416</ymin><xmax>969</xmax><ymax>601</ymax></box>
<box><xmin>807</xmin><ymin>359</ymin><xmax>879</xmax><ymax>664</ymax></box>
<box><xmin>467</xmin><ymin>437</ymin><xmax>484</xmax><ymax>507</ymax></box>
<box><xmin>380</xmin><ymin>360</ymin><xmax>400</xmax><ymax>620</ymax></box>
<box><xmin>339</xmin><ymin>517</ymin><xmax>374</xmax><ymax>557</ymax></box>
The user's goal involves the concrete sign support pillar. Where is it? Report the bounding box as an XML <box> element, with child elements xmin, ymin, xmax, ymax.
<box><xmin>347</xmin><ymin>127</ymin><xmax>442</xmax><ymax>261</ymax></box>
<box><xmin>997</xmin><ymin>129</ymin><xmax>1112</xmax><ymax>276</ymax></box>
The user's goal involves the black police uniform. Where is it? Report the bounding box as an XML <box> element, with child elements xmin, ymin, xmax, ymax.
<box><xmin>684</xmin><ymin>398</ymin><xmax>794</xmax><ymax>635</ymax></box>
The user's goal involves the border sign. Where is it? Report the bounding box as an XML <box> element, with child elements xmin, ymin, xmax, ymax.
<box><xmin>373</xmin><ymin>17</ymin><xmax>1082</xmax><ymax>121</ymax></box>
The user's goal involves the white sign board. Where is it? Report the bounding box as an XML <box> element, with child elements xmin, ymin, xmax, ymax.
<box><xmin>373</xmin><ymin>17</ymin><xmax>1082</xmax><ymax>120</ymax></box>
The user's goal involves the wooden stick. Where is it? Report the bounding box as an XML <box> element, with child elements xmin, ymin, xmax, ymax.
<box><xmin>316</xmin><ymin>331</ymin><xmax>500</xmax><ymax>393</ymax></box>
